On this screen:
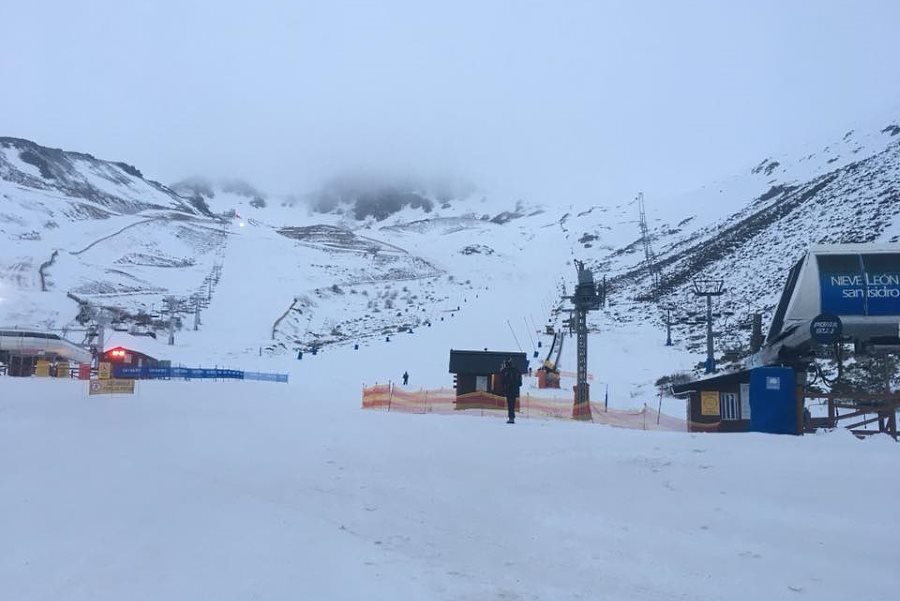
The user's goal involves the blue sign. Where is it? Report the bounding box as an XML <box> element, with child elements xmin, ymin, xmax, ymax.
<box><xmin>819</xmin><ymin>258</ymin><xmax>900</xmax><ymax>316</ymax></box>
<box><xmin>866</xmin><ymin>269</ymin><xmax>900</xmax><ymax>315</ymax></box>
<box><xmin>112</xmin><ymin>365</ymin><xmax>287</xmax><ymax>383</ymax></box>
<box><xmin>820</xmin><ymin>271</ymin><xmax>866</xmax><ymax>315</ymax></box>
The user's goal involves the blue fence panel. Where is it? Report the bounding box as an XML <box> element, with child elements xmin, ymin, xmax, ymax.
<box><xmin>111</xmin><ymin>365</ymin><xmax>286</xmax><ymax>383</ymax></box>
<box><xmin>113</xmin><ymin>366</ymin><xmax>145</xmax><ymax>379</ymax></box>
<box><xmin>244</xmin><ymin>371</ymin><xmax>289</xmax><ymax>383</ymax></box>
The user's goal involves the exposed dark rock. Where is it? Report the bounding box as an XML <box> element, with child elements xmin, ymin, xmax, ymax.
<box><xmin>19</xmin><ymin>149</ymin><xmax>54</xmax><ymax>179</ymax></box>
<box><xmin>114</xmin><ymin>162</ymin><xmax>143</xmax><ymax>178</ymax></box>
<box><xmin>490</xmin><ymin>211</ymin><xmax>523</xmax><ymax>224</ymax></box>
<box><xmin>460</xmin><ymin>244</ymin><xmax>495</xmax><ymax>255</ymax></box>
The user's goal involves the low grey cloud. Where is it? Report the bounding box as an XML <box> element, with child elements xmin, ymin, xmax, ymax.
<box><xmin>2</xmin><ymin>0</ymin><xmax>898</xmax><ymax>205</ymax></box>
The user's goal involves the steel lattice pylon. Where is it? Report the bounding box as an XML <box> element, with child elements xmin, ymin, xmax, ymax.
<box><xmin>567</xmin><ymin>260</ymin><xmax>603</xmax><ymax>420</ymax></box>
<box><xmin>575</xmin><ymin>310</ymin><xmax>588</xmax><ymax>406</ymax></box>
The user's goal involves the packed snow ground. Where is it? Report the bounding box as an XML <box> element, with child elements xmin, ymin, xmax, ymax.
<box><xmin>1</xmin><ymin>372</ymin><xmax>897</xmax><ymax>601</ymax></box>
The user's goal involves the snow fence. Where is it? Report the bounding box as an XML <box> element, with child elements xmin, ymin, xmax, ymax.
<box><xmin>112</xmin><ymin>365</ymin><xmax>288</xmax><ymax>382</ymax></box>
<box><xmin>362</xmin><ymin>385</ymin><xmax>685</xmax><ymax>431</ymax></box>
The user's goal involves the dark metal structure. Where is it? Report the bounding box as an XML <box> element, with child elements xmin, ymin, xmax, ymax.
<box><xmin>692</xmin><ymin>278</ymin><xmax>725</xmax><ymax>373</ymax></box>
<box><xmin>637</xmin><ymin>192</ymin><xmax>660</xmax><ymax>298</ymax></box>
<box><xmin>565</xmin><ymin>261</ymin><xmax>603</xmax><ymax>419</ymax></box>
<box><xmin>663</xmin><ymin>302</ymin><xmax>676</xmax><ymax>347</ymax></box>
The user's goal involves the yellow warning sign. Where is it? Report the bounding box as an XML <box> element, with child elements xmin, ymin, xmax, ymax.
<box><xmin>88</xmin><ymin>379</ymin><xmax>135</xmax><ymax>395</ymax></box>
<box><xmin>56</xmin><ymin>361</ymin><xmax>70</xmax><ymax>378</ymax></box>
<box><xmin>98</xmin><ymin>362</ymin><xmax>111</xmax><ymax>380</ymax></box>
<box><xmin>35</xmin><ymin>360</ymin><xmax>50</xmax><ymax>377</ymax></box>
<box><xmin>700</xmin><ymin>391</ymin><xmax>720</xmax><ymax>416</ymax></box>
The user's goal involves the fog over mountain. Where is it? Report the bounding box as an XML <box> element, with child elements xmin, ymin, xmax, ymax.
<box><xmin>3</xmin><ymin>1</ymin><xmax>900</xmax><ymax>204</ymax></box>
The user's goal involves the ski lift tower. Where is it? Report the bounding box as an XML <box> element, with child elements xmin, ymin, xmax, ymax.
<box><xmin>163</xmin><ymin>295</ymin><xmax>181</xmax><ymax>346</ymax></box>
<box><xmin>692</xmin><ymin>278</ymin><xmax>725</xmax><ymax>373</ymax></box>
<box><xmin>565</xmin><ymin>260</ymin><xmax>604</xmax><ymax>420</ymax></box>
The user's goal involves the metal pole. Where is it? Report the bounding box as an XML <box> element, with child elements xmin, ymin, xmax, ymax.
<box><xmin>692</xmin><ymin>279</ymin><xmax>723</xmax><ymax>374</ymax></box>
<box><xmin>576</xmin><ymin>309</ymin><xmax>588</xmax><ymax>405</ymax></box>
<box><xmin>705</xmin><ymin>295</ymin><xmax>714</xmax><ymax>373</ymax></box>
<box><xmin>665</xmin><ymin>306</ymin><xmax>673</xmax><ymax>346</ymax></box>
<box><xmin>166</xmin><ymin>296</ymin><xmax>176</xmax><ymax>346</ymax></box>
<box><xmin>524</xmin><ymin>317</ymin><xmax>536</xmax><ymax>351</ymax></box>
<box><xmin>507</xmin><ymin>320</ymin><xmax>523</xmax><ymax>352</ymax></box>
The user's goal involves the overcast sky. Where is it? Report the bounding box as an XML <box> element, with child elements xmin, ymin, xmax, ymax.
<box><xmin>2</xmin><ymin>1</ymin><xmax>899</xmax><ymax>205</ymax></box>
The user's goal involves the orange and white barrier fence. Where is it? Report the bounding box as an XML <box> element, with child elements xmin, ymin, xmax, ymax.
<box><xmin>362</xmin><ymin>385</ymin><xmax>686</xmax><ymax>431</ymax></box>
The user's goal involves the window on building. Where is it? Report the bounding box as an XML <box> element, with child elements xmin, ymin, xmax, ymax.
<box><xmin>740</xmin><ymin>383</ymin><xmax>751</xmax><ymax>420</ymax></box>
<box><xmin>475</xmin><ymin>375</ymin><xmax>488</xmax><ymax>391</ymax></box>
<box><xmin>720</xmin><ymin>392</ymin><xmax>740</xmax><ymax>421</ymax></box>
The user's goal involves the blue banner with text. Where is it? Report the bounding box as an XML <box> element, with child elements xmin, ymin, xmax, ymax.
<box><xmin>112</xmin><ymin>366</ymin><xmax>287</xmax><ymax>383</ymax></box>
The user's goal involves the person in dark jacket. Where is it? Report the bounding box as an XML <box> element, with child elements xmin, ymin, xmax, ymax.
<box><xmin>500</xmin><ymin>358</ymin><xmax>522</xmax><ymax>424</ymax></box>
<box><xmin>402</xmin><ymin>371</ymin><xmax>409</xmax><ymax>385</ymax></box>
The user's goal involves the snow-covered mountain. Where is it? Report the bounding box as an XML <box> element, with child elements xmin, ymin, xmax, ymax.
<box><xmin>0</xmin><ymin>137</ymin><xmax>199</xmax><ymax>218</ymax></box>
<box><xmin>1</xmin><ymin>112</ymin><xmax>899</xmax><ymax>395</ymax></box>
<box><xmin>0</xmin><ymin>137</ymin><xmax>221</xmax><ymax>329</ymax></box>
<box><xmin>571</xmin><ymin>115</ymin><xmax>900</xmax><ymax>371</ymax></box>
<box><xmin>0</xmin><ymin>139</ymin><xmax>547</xmax><ymax>366</ymax></box>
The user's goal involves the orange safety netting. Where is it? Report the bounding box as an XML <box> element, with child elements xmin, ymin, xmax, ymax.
<box><xmin>362</xmin><ymin>385</ymin><xmax>685</xmax><ymax>431</ymax></box>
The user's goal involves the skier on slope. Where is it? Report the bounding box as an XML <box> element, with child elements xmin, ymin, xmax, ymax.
<box><xmin>500</xmin><ymin>358</ymin><xmax>522</xmax><ymax>424</ymax></box>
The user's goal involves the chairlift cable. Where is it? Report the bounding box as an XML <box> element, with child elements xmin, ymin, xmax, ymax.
<box><xmin>523</xmin><ymin>317</ymin><xmax>536</xmax><ymax>350</ymax></box>
<box><xmin>506</xmin><ymin>320</ymin><xmax>524</xmax><ymax>352</ymax></box>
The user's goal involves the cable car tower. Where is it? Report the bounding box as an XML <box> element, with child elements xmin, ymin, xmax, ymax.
<box><xmin>565</xmin><ymin>260</ymin><xmax>604</xmax><ymax>420</ymax></box>
<box><xmin>637</xmin><ymin>192</ymin><xmax>660</xmax><ymax>299</ymax></box>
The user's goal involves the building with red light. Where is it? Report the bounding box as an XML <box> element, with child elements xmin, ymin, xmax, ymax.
<box><xmin>101</xmin><ymin>346</ymin><xmax>163</xmax><ymax>368</ymax></box>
